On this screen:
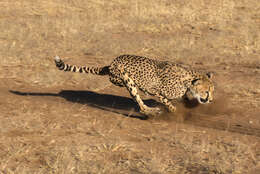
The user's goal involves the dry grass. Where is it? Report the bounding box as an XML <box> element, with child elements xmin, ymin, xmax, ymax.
<box><xmin>0</xmin><ymin>0</ymin><xmax>260</xmax><ymax>173</ymax></box>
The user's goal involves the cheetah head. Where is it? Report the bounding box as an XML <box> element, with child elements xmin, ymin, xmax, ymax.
<box><xmin>187</xmin><ymin>72</ymin><xmax>214</xmax><ymax>104</ymax></box>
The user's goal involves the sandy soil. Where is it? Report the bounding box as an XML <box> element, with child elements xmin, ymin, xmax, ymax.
<box><xmin>0</xmin><ymin>0</ymin><xmax>260</xmax><ymax>173</ymax></box>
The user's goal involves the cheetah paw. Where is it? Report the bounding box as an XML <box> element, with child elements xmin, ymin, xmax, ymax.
<box><xmin>141</xmin><ymin>107</ymin><xmax>162</xmax><ymax>116</ymax></box>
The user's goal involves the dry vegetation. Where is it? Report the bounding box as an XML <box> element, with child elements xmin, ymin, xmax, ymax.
<box><xmin>0</xmin><ymin>0</ymin><xmax>260</xmax><ymax>173</ymax></box>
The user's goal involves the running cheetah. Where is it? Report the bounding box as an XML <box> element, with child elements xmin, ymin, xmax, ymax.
<box><xmin>54</xmin><ymin>55</ymin><xmax>214</xmax><ymax>116</ymax></box>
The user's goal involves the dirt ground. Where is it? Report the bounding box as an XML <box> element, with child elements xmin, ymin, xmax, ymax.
<box><xmin>0</xmin><ymin>0</ymin><xmax>260</xmax><ymax>173</ymax></box>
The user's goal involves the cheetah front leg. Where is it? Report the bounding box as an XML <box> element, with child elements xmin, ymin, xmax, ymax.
<box><xmin>157</xmin><ymin>95</ymin><xmax>176</xmax><ymax>113</ymax></box>
<box><xmin>119</xmin><ymin>67</ymin><xmax>162</xmax><ymax>116</ymax></box>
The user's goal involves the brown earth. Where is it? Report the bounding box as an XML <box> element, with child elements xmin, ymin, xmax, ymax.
<box><xmin>0</xmin><ymin>0</ymin><xmax>260</xmax><ymax>173</ymax></box>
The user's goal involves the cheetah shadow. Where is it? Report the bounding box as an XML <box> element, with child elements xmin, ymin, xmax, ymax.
<box><xmin>57</xmin><ymin>90</ymin><xmax>159</xmax><ymax>119</ymax></box>
<box><xmin>9</xmin><ymin>90</ymin><xmax>260</xmax><ymax>137</ymax></box>
<box><xmin>9</xmin><ymin>90</ymin><xmax>198</xmax><ymax>120</ymax></box>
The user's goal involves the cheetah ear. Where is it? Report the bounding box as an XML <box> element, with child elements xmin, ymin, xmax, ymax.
<box><xmin>191</xmin><ymin>79</ymin><xmax>200</xmax><ymax>85</ymax></box>
<box><xmin>206</xmin><ymin>72</ymin><xmax>213</xmax><ymax>79</ymax></box>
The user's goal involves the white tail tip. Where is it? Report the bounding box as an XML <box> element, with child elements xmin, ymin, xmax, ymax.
<box><xmin>54</xmin><ymin>55</ymin><xmax>61</xmax><ymax>62</ymax></box>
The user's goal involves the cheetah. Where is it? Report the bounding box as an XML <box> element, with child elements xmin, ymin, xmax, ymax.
<box><xmin>54</xmin><ymin>55</ymin><xmax>214</xmax><ymax>116</ymax></box>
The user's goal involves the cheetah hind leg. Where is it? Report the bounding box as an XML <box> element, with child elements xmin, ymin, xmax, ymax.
<box><xmin>119</xmin><ymin>67</ymin><xmax>162</xmax><ymax>117</ymax></box>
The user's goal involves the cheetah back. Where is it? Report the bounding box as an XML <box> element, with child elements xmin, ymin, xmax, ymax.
<box><xmin>108</xmin><ymin>55</ymin><xmax>192</xmax><ymax>99</ymax></box>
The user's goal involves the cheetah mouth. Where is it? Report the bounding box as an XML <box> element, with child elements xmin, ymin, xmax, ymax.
<box><xmin>198</xmin><ymin>93</ymin><xmax>209</xmax><ymax>104</ymax></box>
<box><xmin>199</xmin><ymin>97</ymin><xmax>208</xmax><ymax>104</ymax></box>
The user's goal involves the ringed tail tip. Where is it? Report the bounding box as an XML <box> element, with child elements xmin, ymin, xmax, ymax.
<box><xmin>54</xmin><ymin>55</ymin><xmax>65</xmax><ymax>70</ymax></box>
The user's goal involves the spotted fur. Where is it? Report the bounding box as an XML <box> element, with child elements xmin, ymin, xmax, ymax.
<box><xmin>54</xmin><ymin>55</ymin><xmax>214</xmax><ymax>116</ymax></box>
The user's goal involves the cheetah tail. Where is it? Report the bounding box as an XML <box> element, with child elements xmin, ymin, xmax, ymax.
<box><xmin>54</xmin><ymin>56</ymin><xmax>109</xmax><ymax>76</ymax></box>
